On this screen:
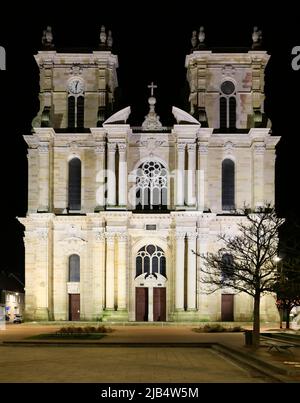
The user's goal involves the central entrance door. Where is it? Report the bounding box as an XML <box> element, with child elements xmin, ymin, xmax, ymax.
<box><xmin>136</xmin><ymin>287</ymin><xmax>148</xmax><ymax>321</ymax></box>
<box><xmin>153</xmin><ymin>287</ymin><xmax>166</xmax><ymax>321</ymax></box>
<box><xmin>69</xmin><ymin>294</ymin><xmax>80</xmax><ymax>321</ymax></box>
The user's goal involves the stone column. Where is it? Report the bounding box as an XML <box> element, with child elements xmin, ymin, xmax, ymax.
<box><xmin>105</xmin><ymin>232</ymin><xmax>115</xmax><ymax>310</ymax></box>
<box><xmin>253</xmin><ymin>144</ymin><xmax>265</xmax><ymax>208</ymax></box>
<box><xmin>197</xmin><ymin>143</ymin><xmax>208</xmax><ymax>211</ymax></box>
<box><xmin>38</xmin><ymin>143</ymin><xmax>50</xmax><ymax>212</ymax></box>
<box><xmin>148</xmin><ymin>287</ymin><xmax>154</xmax><ymax>322</ymax></box>
<box><xmin>196</xmin><ymin>232</ymin><xmax>209</xmax><ymax>317</ymax></box>
<box><xmin>118</xmin><ymin>143</ymin><xmax>127</xmax><ymax>208</ymax></box>
<box><xmin>187</xmin><ymin>143</ymin><xmax>196</xmax><ymax>207</ymax></box>
<box><xmin>176</xmin><ymin>143</ymin><xmax>185</xmax><ymax>207</ymax></box>
<box><xmin>117</xmin><ymin>233</ymin><xmax>127</xmax><ymax>310</ymax></box>
<box><xmin>93</xmin><ymin>232</ymin><xmax>105</xmax><ymax>318</ymax></box>
<box><xmin>187</xmin><ymin>232</ymin><xmax>197</xmax><ymax>310</ymax></box>
<box><xmin>175</xmin><ymin>232</ymin><xmax>185</xmax><ymax>310</ymax></box>
<box><xmin>95</xmin><ymin>144</ymin><xmax>105</xmax><ymax>210</ymax></box>
<box><xmin>107</xmin><ymin>142</ymin><xmax>116</xmax><ymax>207</ymax></box>
<box><xmin>35</xmin><ymin>228</ymin><xmax>50</xmax><ymax>320</ymax></box>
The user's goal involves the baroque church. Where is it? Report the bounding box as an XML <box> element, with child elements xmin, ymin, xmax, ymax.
<box><xmin>19</xmin><ymin>26</ymin><xmax>280</xmax><ymax>322</ymax></box>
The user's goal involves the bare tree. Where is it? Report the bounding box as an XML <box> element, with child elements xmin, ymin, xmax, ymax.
<box><xmin>196</xmin><ymin>206</ymin><xmax>284</xmax><ymax>347</ymax></box>
<box><xmin>275</xmin><ymin>217</ymin><xmax>300</xmax><ymax>329</ymax></box>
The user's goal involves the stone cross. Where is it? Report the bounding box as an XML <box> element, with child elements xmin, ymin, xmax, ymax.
<box><xmin>147</xmin><ymin>82</ymin><xmax>157</xmax><ymax>97</ymax></box>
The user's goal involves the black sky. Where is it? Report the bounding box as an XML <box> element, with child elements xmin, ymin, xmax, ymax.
<box><xmin>0</xmin><ymin>3</ymin><xmax>300</xmax><ymax>279</ymax></box>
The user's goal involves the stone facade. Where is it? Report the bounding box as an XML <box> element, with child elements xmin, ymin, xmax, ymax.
<box><xmin>19</xmin><ymin>45</ymin><xmax>280</xmax><ymax>322</ymax></box>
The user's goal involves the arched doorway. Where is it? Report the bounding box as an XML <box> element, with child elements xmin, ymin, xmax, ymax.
<box><xmin>135</xmin><ymin>244</ymin><xmax>167</xmax><ymax>322</ymax></box>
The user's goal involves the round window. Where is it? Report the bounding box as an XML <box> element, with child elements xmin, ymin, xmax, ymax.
<box><xmin>220</xmin><ymin>81</ymin><xmax>235</xmax><ymax>95</ymax></box>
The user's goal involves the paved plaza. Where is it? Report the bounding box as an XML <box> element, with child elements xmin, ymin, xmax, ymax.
<box><xmin>0</xmin><ymin>323</ymin><xmax>299</xmax><ymax>383</ymax></box>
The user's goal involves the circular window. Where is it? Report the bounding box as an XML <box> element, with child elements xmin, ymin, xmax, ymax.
<box><xmin>220</xmin><ymin>81</ymin><xmax>235</xmax><ymax>95</ymax></box>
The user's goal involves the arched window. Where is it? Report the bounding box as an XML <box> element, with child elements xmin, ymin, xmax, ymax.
<box><xmin>229</xmin><ymin>97</ymin><xmax>236</xmax><ymax>129</ymax></box>
<box><xmin>136</xmin><ymin>245</ymin><xmax>166</xmax><ymax>278</ymax></box>
<box><xmin>221</xmin><ymin>254</ymin><xmax>234</xmax><ymax>283</ymax></box>
<box><xmin>219</xmin><ymin>97</ymin><xmax>227</xmax><ymax>130</ymax></box>
<box><xmin>222</xmin><ymin>159</ymin><xmax>235</xmax><ymax>211</ymax></box>
<box><xmin>77</xmin><ymin>96</ymin><xmax>85</xmax><ymax>128</ymax></box>
<box><xmin>136</xmin><ymin>161</ymin><xmax>168</xmax><ymax>211</ymax></box>
<box><xmin>219</xmin><ymin>81</ymin><xmax>236</xmax><ymax>130</ymax></box>
<box><xmin>68</xmin><ymin>158</ymin><xmax>81</xmax><ymax>211</ymax></box>
<box><xmin>69</xmin><ymin>254</ymin><xmax>80</xmax><ymax>282</ymax></box>
<box><xmin>67</xmin><ymin>79</ymin><xmax>85</xmax><ymax>129</ymax></box>
<box><xmin>68</xmin><ymin>96</ymin><xmax>75</xmax><ymax>128</ymax></box>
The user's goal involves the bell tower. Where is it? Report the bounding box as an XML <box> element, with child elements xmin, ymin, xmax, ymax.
<box><xmin>32</xmin><ymin>25</ymin><xmax>119</xmax><ymax>130</ymax></box>
<box><xmin>185</xmin><ymin>27</ymin><xmax>270</xmax><ymax>130</ymax></box>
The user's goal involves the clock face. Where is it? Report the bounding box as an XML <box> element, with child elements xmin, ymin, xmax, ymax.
<box><xmin>68</xmin><ymin>79</ymin><xmax>84</xmax><ymax>94</ymax></box>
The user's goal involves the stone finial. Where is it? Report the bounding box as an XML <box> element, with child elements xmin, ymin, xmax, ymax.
<box><xmin>198</xmin><ymin>26</ymin><xmax>205</xmax><ymax>43</ymax></box>
<box><xmin>142</xmin><ymin>82</ymin><xmax>162</xmax><ymax>130</ymax></box>
<box><xmin>42</xmin><ymin>26</ymin><xmax>54</xmax><ymax>49</ymax></box>
<box><xmin>252</xmin><ymin>26</ymin><xmax>262</xmax><ymax>49</ymax></box>
<box><xmin>191</xmin><ymin>30</ymin><xmax>198</xmax><ymax>49</ymax></box>
<box><xmin>107</xmin><ymin>30</ymin><xmax>113</xmax><ymax>49</ymax></box>
<box><xmin>100</xmin><ymin>25</ymin><xmax>107</xmax><ymax>45</ymax></box>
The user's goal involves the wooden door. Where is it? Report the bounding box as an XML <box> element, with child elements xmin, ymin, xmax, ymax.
<box><xmin>69</xmin><ymin>294</ymin><xmax>80</xmax><ymax>321</ymax></box>
<box><xmin>221</xmin><ymin>294</ymin><xmax>234</xmax><ymax>321</ymax></box>
<box><xmin>153</xmin><ymin>287</ymin><xmax>166</xmax><ymax>322</ymax></box>
<box><xmin>136</xmin><ymin>288</ymin><xmax>148</xmax><ymax>321</ymax></box>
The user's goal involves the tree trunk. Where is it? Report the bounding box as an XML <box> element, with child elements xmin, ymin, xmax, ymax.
<box><xmin>286</xmin><ymin>308</ymin><xmax>291</xmax><ymax>329</ymax></box>
<box><xmin>279</xmin><ymin>308</ymin><xmax>283</xmax><ymax>329</ymax></box>
<box><xmin>252</xmin><ymin>293</ymin><xmax>261</xmax><ymax>348</ymax></box>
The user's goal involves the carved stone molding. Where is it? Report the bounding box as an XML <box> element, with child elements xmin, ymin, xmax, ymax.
<box><xmin>177</xmin><ymin>143</ymin><xmax>186</xmax><ymax>152</ymax></box>
<box><xmin>175</xmin><ymin>231</ymin><xmax>186</xmax><ymax>240</ymax></box>
<box><xmin>68</xmin><ymin>64</ymin><xmax>83</xmax><ymax>76</ymax></box>
<box><xmin>254</xmin><ymin>144</ymin><xmax>266</xmax><ymax>155</ymax></box>
<box><xmin>38</xmin><ymin>144</ymin><xmax>49</xmax><ymax>154</ymax></box>
<box><xmin>94</xmin><ymin>231</ymin><xmax>105</xmax><ymax>241</ymax></box>
<box><xmin>95</xmin><ymin>144</ymin><xmax>106</xmax><ymax>154</ymax></box>
<box><xmin>107</xmin><ymin>143</ymin><xmax>117</xmax><ymax>152</ymax></box>
<box><xmin>198</xmin><ymin>143</ymin><xmax>208</xmax><ymax>155</ymax></box>
<box><xmin>224</xmin><ymin>140</ymin><xmax>234</xmax><ymax>153</ymax></box>
<box><xmin>36</xmin><ymin>229</ymin><xmax>48</xmax><ymax>240</ymax></box>
<box><xmin>118</xmin><ymin>143</ymin><xmax>127</xmax><ymax>152</ymax></box>
<box><xmin>186</xmin><ymin>232</ymin><xmax>197</xmax><ymax>241</ymax></box>
<box><xmin>187</xmin><ymin>143</ymin><xmax>196</xmax><ymax>152</ymax></box>
<box><xmin>116</xmin><ymin>232</ymin><xmax>128</xmax><ymax>242</ymax></box>
<box><xmin>105</xmin><ymin>232</ymin><xmax>116</xmax><ymax>242</ymax></box>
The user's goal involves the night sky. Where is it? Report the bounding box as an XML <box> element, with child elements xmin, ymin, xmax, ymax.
<box><xmin>0</xmin><ymin>4</ymin><xmax>300</xmax><ymax>280</ymax></box>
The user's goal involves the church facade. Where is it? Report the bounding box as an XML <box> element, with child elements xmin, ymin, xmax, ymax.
<box><xmin>19</xmin><ymin>28</ymin><xmax>280</xmax><ymax>322</ymax></box>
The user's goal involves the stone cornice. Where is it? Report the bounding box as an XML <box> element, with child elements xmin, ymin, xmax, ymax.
<box><xmin>185</xmin><ymin>50</ymin><xmax>269</xmax><ymax>68</ymax></box>
<box><xmin>35</xmin><ymin>51</ymin><xmax>118</xmax><ymax>69</ymax></box>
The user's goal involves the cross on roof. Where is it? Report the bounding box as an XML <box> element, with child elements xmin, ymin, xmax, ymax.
<box><xmin>147</xmin><ymin>82</ymin><xmax>157</xmax><ymax>97</ymax></box>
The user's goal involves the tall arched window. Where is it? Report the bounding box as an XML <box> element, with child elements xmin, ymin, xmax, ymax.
<box><xmin>69</xmin><ymin>254</ymin><xmax>80</xmax><ymax>282</ymax></box>
<box><xmin>222</xmin><ymin>159</ymin><xmax>235</xmax><ymax>211</ymax></box>
<box><xmin>221</xmin><ymin>254</ymin><xmax>234</xmax><ymax>284</ymax></box>
<box><xmin>68</xmin><ymin>158</ymin><xmax>81</xmax><ymax>211</ymax></box>
<box><xmin>220</xmin><ymin>97</ymin><xmax>227</xmax><ymax>129</ymax></box>
<box><xmin>77</xmin><ymin>96</ymin><xmax>84</xmax><ymax>128</ymax></box>
<box><xmin>219</xmin><ymin>81</ymin><xmax>236</xmax><ymax>130</ymax></box>
<box><xmin>136</xmin><ymin>161</ymin><xmax>167</xmax><ymax>211</ymax></box>
<box><xmin>136</xmin><ymin>245</ymin><xmax>166</xmax><ymax>278</ymax></box>
<box><xmin>67</xmin><ymin>79</ymin><xmax>85</xmax><ymax>129</ymax></box>
<box><xmin>68</xmin><ymin>96</ymin><xmax>75</xmax><ymax>128</ymax></box>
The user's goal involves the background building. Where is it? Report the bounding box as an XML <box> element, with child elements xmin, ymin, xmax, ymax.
<box><xmin>0</xmin><ymin>272</ymin><xmax>25</xmax><ymax>322</ymax></box>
